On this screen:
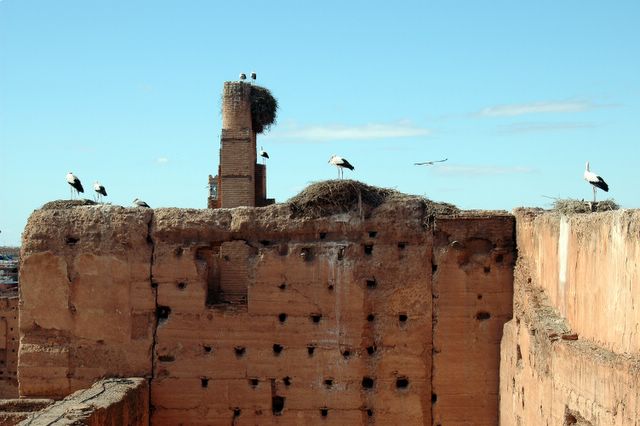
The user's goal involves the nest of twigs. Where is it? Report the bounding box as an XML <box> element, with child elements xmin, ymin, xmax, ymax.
<box><xmin>287</xmin><ymin>180</ymin><xmax>459</xmax><ymax>220</ymax></box>
<box><xmin>552</xmin><ymin>198</ymin><xmax>619</xmax><ymax>214</ymax></box>
<box><xmin>250</xmin><ymin>85</ymin><xmax>278</xmax><ymax>134</ymax></box>
<box><xmin>42</xmin><ymin>199</ymin><xmax>96</xmax><ymax>210</ymax></box>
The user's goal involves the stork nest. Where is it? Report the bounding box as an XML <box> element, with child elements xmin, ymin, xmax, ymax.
<box><xmin>552</xmin><ymin>198</ymin><xmax>619</xmax><ymax>214</ymax></box>
<box><xmin>287</xmin><ymin>180</ymin><xmax>459</xmax><ymax>220</ymax></box>
<box><xmin>250</xmin><ymin>85</ymin><xmax>278</xmax><ymax>134</ymax></box>
<box><xmin>41</xmin><ymin>199</ymin><xmax>97</xmax><ymax>210</ymax></box>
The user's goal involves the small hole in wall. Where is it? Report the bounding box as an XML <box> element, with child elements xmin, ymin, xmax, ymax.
<box><xmin>398</xmin><ymin>313</ymin><xmax>408</xmax><ymax>323</ymax></box>
<box><xmin>319</xmin><ymin>232</ymin><xmax>327</xmax><ymax>239</ymax></box>
<box><xmin>310</xmin><ymin>313</ymin><xmax>322</xmax><ymax>323</ymax></box>
<box><xmin>361</xmin><ymin>377</ymin><xmax>375</xmax><ymax>389</ymax></box>
<box><xmin>431</xmin><ymin>393</ymin><xmax>438</xmax><ymax>403</ymax></box>
<box><xmin>203</xmin><ymin>345</ymin><xmax>212</xmax><ymax>354</ymax></box>
<box><xmin>233</xmin><ymin>407</ymin><xmax>241</xmax><ymax>417</ymax></box>
<box><xmin>484</xmin><ymin>266</ymin><xmax>491</xmax><ymax>274</ymax></box>
<box><xmin>278</xmin><ymin>313</ymin><xmax>287</xmax><ymax>323</ymax></box>
<box><xmin>516</xmin><ymin>345</ymin><xmax>522</xmax><ymax>362</ymax></box>
<box><xmin>65</xmin><ymin>236</ymin><xmax>79</xmax><ymax>245</ymax></box>
<box><xmin>367</xmin><ymin>314</ymin><xmax>375</xmax><ymax>322</ymax></box>
<box><xmin>201</xmin><ymin>377</ymin><xmax>209</xmax><ymax>388</ymax></box>
<box><xmin>278</xmin><ymin>283</ymin><xmax>287</xmax><ymax>290</ymax></box>
<box><xmin>342</xmin><ymin>349</ymin><xmax>351</xmax><ymax>359</ymax></box>
<box><xmin>364</xmin><ymin>244</ymin><xmax>374</xmax><ymax>255</ymax></box>
<box><xmin>158</xmin><ymin>355</ymin><xmax>175</xmax><ymax>363</ymax></box>
<box><xmin>173</xmin><ymin>247</ymin><xmax>183</xmax><ymax>257</ymax></box>
<box><xmin>307</xmin><ymin>345</ymin><xmax>316</xmax><ymax>356</ymax></box>
<box><xmin>366</xmin><ymin>279</ymin><xmax>377</xmax><ymax>289</ymax></box>
<box><xmin>398</xmin><ymin>242</ymin><xmax>407</xmax><ymax>250</ymax></box>
<box><xmin>366</xmin><ymin>345</ymin><xmax>377</xmax><ymax>355</ymax></box>
<box><xmin>327</xmin><ymin>283</ymin><xmax>334</xmax><ymax>291</ymax></box>
<box><xmin>527</xmin><ymin>277</ymin><xmax>532</xmax><ymax>283</ymax></box>
<box><xmin>495</xmin><ymin>254</ymin><xmax>504</xmax><ymax>263</ymax></box>
<box><xmin>283</xmin><ymin>376</ymin><xmax>292</xmax><ymax>386</ymax></box>
<box><xmin>177</xmin><ymin>282</ymin><xmax>187</xmax><ymax>290</ymax></box>
<box><xmin>476</xmin><ymin>311</ymin><xmax>491</xmax><ymax>321</ymax></box>
<box><xmin>337</xmin><ymin>247</ymin><xmax>345</xmax><ymax>260</ymax></box>
<box><xmin>150</xmin><ymin>281</ymin><xmax>158</xmax><ymax>289</ymax></box>
<box><xmin>432</xmin><ymin>264</ymin><xmax>438</xmax><ymax>273</ymax></box>
<box><xmin>249</xmin><ymin>378</ymin><xmax>259</xmax><ymax>388</ymax></box>
<box><xmin>368</xmin><ymin>231</ymin><xmax>377</xmax><ymax>238</ymax></box>
<box><xmin>320</xmin><ymin>407</ymin><xmax>329</xmax><ymax>417</ymax></box>
<box><xmin>272</xmin><ymin>396</ymin><xmax>285</xmax><ymax>416</ymax></box>
<box><xmin>396</xmin><ymin>377</ymin><xmax>409</xmax><ymax>389</ymax></box>
<box><xmin>234</xmin><ymin>346</ymin><xmax>246</xmax><ymax>358</ymax></box>
<box><xmin>300</xmin><ymin>247</ymin><xmax>313</xmax><ymax>261</ymax></box>
<box><xmin>324</xmin><ymin>378</ymin><xmax>333</xmax><ymax>388</ymax></box>
<box><xmin>278</xmin><ymin>244</ymin><xmax>289</xmax><ymax>256</ymax></box>
<box><xmin>273</xmin><ymin>344</ymin><xmax>284</xmax><ymax>355</ymax></box>
<box><xmin>366</xmin><ymin>408</ymin><xmax>373</xmax><ymax>417</ymax></box>
<box><xmin>260</xmin><ymin>240</ymin><xmax>271</xmax><ymax>246</ymax></box>
<box><xmin>156</xmin><ymin>306</ymin><xmax>171</xmax><ymax>322</ymax></box>
<box><xmin>477</xmin><ymin>294</ymin><xmax>483</xmax><ymax>300</ymax></box>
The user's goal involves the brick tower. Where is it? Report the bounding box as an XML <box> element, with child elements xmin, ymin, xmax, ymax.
<box><xmin>208</xmin><ymin>81</ymin><xmax>274</xmax><ymax>208</ymax></box>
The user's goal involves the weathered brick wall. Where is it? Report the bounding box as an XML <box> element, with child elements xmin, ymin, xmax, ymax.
<box><xmin>500</xmin><ymin>209</ymin><xmax>640</xmax><ymax>425</ymax></box>
<box><xmin>0</xmin><ymin>294</ymin><xmax>18</xmax><ymax>398</ymax></box>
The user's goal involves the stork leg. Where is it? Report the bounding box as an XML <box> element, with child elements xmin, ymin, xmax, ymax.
<box><xmin>593</xmin><ymin>186</ymin><xmax>597</xmax><ymax>203</ymax></box>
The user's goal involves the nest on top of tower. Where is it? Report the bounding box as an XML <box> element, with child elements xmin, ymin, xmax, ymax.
<box><xmin>250</xmin><ymin>85</ymin><xmax>278</xmax><ymax>134</ymax></box>
<box><xmin>287</xmin><ymin>180</ymin><xmax>459</xmax><ymax>221</ymax></box>
<box><xmin>551</xmin><ymin>198</ymin><xmax>619</xmax><ymax>214</ymax></box>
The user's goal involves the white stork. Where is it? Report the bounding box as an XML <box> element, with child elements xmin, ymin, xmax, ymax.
<box><xmin>584</xmin><ymin>161</ymin><xmax>609</xmax><ymax>202</ymax></box>
<box><xmin>250</xmin><ymin>72</ymin><xmax>257</xmax><ymax>83</ymax></box>
<box><xmin>329</xmin><ymin>155</ymin><xmax>355</xmax><ymax>179</ymax></box>
<box><xmin>259</xmin><ymin>146</ymin><xmax>269</xmax><ymax>164</ymax></box>
<box><xmin>239</xmin><ymin>73</ymin><xmax>247</xmax><ymax>82</ymax></box>
<box><xmin>93</xmin><ymin>181</ymin><xmax>107</xmax><ymax>202</ymax></box>
<box><xmin>66</xmin><ymin>172</ymin><xmax>84</xmax><ymax>199</ymax></box>
<box><xmin>414</xmin><ymin>158</ymin><xmax>448</xmax><ymax>166</ymax></box>
<box><xmin>133</xmin><ymin>198</ymin><xmax>151</xmax><ymax>208</ymax></box>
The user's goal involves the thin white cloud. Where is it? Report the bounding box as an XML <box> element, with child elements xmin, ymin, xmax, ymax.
<box><xmin>435</xmin><ymin>164</ymin><xmax>536</xmax><ymax>176</ymax></box>
<box><xmin>499</xmin><ymin>122</ymin><xmax>597</xmax><ymax>134</ymax></box>
<box><xmin>268</xmin><ymin>121</ymin><xmax>431</xmax><ymax>141</ymax></box>
<box><xmin>156</xmin><ymin>157</ymin><xmax>169</xmax><ymax>164</ymax></box>
<box><xmin>478</xmin><ymin>100</ymin><xmax>595</xmax><ymax>117</ymax></box>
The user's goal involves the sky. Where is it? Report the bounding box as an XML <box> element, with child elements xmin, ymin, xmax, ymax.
<box><xmin>1</xmin><ymin>1</ymin><xmax>639</xmax><ymax>246</ymax></box>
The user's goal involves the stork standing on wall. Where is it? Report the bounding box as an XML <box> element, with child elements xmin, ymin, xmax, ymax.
<box><xmin>584</xmin><ymin>161</ymin><xmax>609</xmax><ymax>202</ymax></box>
<box><xmin>93</xmin><ymin>181</ymin><xmax>107</xmax><ymax>202</ymax></box>
<box><xmin>239</xmin><ymin>73</ymin><xmax>247</xmax><ymax>82</ymax></box>
<box><xmin>329</xmin><ymin>155</ymin><xmax>355</xmax><ymax>179</ymax></box>
<box><xmin>259</xmin><ymin>146</ymin><xmax>269</xmax><ymax>164</ymax></box>
<box><xmin>250</xmin><ymin>72</ymin><xmax>257</xmax><ymax>83</ymax></box>
<box><xmin>66</xmin><ymin>172</ymin><xmax>84</xmax><ymax>199</ymax></box>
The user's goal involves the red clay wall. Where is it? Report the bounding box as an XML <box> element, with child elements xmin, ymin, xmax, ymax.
<box><xmin>18</xmin><ymin>200</ymin><xmax>515</xmax><ymax>425</ymax></box>
<box><xmin>0</xmin><ymin>295</ymin><xmax>18</xmax><ymax>398</ymax></box>
<box><xmin>500</xmin><ymin>209</ymin><xmax>640</xmax><ymax>425</ymax></box>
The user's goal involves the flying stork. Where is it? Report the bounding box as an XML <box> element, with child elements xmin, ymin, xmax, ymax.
<box><xmin>133</xmin><ymin>198</ymin><xmax>151</xmax><ymax>208</ymax></box>
<box><xmin>584</xmin><ymin>161</ymin><xmax>609</xmax><ymax>202</ymax></box>
<box><xmin>329</xmin><ymin>155</ymin><xmax>354</xmax><ymax>179</ymax></box>
<box><xmin>93</xmin><ymin>181</ymin><xmax>107</xmax><ymax>202</ymax></box>
<box><xmin>414</xmin><ymin>158</ymin><xmax>448</xmax><ymax>166</ymax></box>
<box><xmin>259</xmin><ymin>146</ymin><xmax>269</xmax><ymax>164</ymax></box>
<box><xmin>239</xmin><ymin>73</ymin><xmax>247</xmax><ymax>82</ymax></box>
<box><xmin>66</xmin><ymin>172</ymin><xmax>84</xmax><ymax>199</ymax></box>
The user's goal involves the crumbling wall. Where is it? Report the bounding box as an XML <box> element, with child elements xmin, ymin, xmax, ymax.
<box><xmin>18</xmin><ymin>205</ymin><xmax>156</xmax><ymax>398</ymax></box>
<box><xmin>0</xmin><ymin>295</ymin><xmax>19</xmax><ymax>398</ymax></box>
<box><xmin>19</xmin><ymin>200</ymin><xmax>515</xmax><ymax>425</ymax></box>
<box><xmin>500</xmin><ymin>209</ymin><xmax>640</xmax><ymax>425</ymax></box>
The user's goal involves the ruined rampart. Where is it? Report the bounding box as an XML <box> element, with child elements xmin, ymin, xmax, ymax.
<box><xmin>18</xmin><ymin>194</ymin><xmax>514</xmax><ymax>425</ymax></box>
<box><xmin>500</xmin><ymin>209</ymin><xmax>640</xmax><ymax>425</ymax></box>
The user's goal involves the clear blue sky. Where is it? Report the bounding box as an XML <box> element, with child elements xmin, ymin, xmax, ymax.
<box><xmin>1</xmin><ymin>1</ymin><xmax>639</xmax><ymax>246</ymax></box>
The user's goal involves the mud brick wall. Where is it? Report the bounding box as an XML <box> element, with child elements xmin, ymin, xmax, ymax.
<box><xmin>19</xmin><ymin>200</ymin><xmax>515</xmax><ymax>425</ymax></box>
<box><xmin>18</xmin><ymin>205</ymin><xmax>156</xmax><ymax>398</ymax></box>
<box><xmin>500</xmin><ymin>209</ymin><xmax>640</xmax><ymax>425</ymax></box>
<box><xmin>0</xmin><ymin>295</ymin><xmax>18</xmax><ymax>398</ymax></box>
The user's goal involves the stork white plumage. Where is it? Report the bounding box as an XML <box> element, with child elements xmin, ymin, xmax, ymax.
<box><xmin>584</xmin><ymin>161</ymin><xmax>609</xmax><ymax>202</ymax></box>
<box><xmin>66</xmin><ymin>172</ymin><xmax>84</xmax><ymax>199</ymax></box>
<box><xmin>329</xmin><ymin>155</ymin><xmax>355</xmax><ymax>179</ymax></box>
<box><xmin>414</xmin><ymin>158</ymin><xmax>448</xmax><ymax>166</ymax></box>
<box><xmin>239</xmin><ymin>73</ymin><xmax>247</xmax><ymax>82</ymax></box>
<box><xmin>133</xmin><ymin>198</ymin><xmax>151</xmax><ymax>208</ymax></box>
<box><xmin>250</xmin><ymin>72</ymin><xmax>257</xmax><ymax>83</ymax></box>
<box><xmin>259</xmin><ymin>146</ymin><xmax>269</xmax><ymax>164</ymax></box>
<box><xmin>93</xmin><ymin>181</ymin><xmax>107</xmax><ymax>202</ymax></box>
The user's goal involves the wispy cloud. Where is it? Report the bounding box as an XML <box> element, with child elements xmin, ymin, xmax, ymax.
<box><xmin>156</xmin><ymin>157</ymin><xmax>169</xmax><ymax>165</ymax></box>
<box><xmin>499</xmin><ymin>122</ymin><xmax>597</xmax><ymax>134</ymax></box>
<box><xmin>434</xmin><ymin>164</ymin><xmax>536</xmax><ymax>176</ymax></box>
<box><xmin>477</xmin><ymin>100</ymin><xmax>596</xmax><ymax>117</ymax></box>
<box><xmin>268</xmin><ymin>121</ymin><xmax>431</xmax><ymax>141</ymax></box>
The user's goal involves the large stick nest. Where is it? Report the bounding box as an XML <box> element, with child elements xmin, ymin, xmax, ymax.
<box><xmin>287</xmin><ymin>180</ymin><xmax>459</xmax><ymax>220</ymax></box>
<box><xmin>41</xmin><ymin>199</ymin><xmax>97</xmax><ymax>210</ymax></box>
<box><xmin>552</xmin><ymin>198</ymin><xmax>619</xmax><ymax>214</ymax></box>
<box><xmin>250</xmin><ymin>85</ymin><xmax>278</xmax><ymax>134</ymax></box>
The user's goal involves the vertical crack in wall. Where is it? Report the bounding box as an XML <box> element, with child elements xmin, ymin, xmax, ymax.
<box><xmin>146</xmin><ymin>212</ymin><xmax>157</xmax><ymax>426</ymax></box>
<box><xmin>430</xmin><ymin>246</ymin><xmax>438</xmax><ymax>426</ymax></box>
